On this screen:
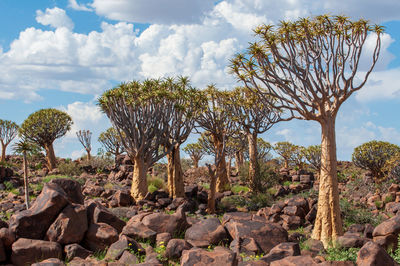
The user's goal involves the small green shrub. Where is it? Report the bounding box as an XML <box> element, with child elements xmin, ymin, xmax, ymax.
<box><xmin>148</xmin><ymin>184</ymin><xmax>158</xmax><ymax>193</ymax></box>
<box><xmin>325</xmin><ymin>247</ymin><xmax>359</xmax><ymax>262</ymax></box>
<box><xmin>389</xmin><ymin>234</ymin><xmax>400</xmax><ymax>263</ymax></box>
<box><xmin>58</xmin><ymin>161</ymin><xmax>82</xmax><ymax>176</ymax></box>
<box><xmin>147</xmin><ymin>176</ymin><xmax>165</xmax><ymax>191</ymax></box>
<box><xmin>201</xmin><ymin>182</ymin><xmax>210</xmax><ymax>190</ymax></box>
<box><xmin>247</xmin><ymin>193</ymin><xmax>273</xmax><ymax>211</ymax></box>
<box><xmin>340</xmin><ymin>199</ymin><xmax>383</xmax><ymax>228</ymax></box>
<box><xmin>219</xmin><ymin>195</ymin><xmax>247</xmax><ymax>211</ymax></box>
<box><xmin>231</xmin><ymin>185</ymin><xmax>249</xmax><ymax>194</ymax></box>
<box><xmin>238</xmin><ymin>161</ymin><xmax>278</xmax><ymax>192</ymax></box>
<box><xmin>283</xmin><ymin>181</ymin><xmax>291</xmax><ymax>187</ymax></box>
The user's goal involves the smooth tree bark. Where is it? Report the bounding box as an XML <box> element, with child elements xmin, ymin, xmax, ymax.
<box><xmin>0</xmin><ymin>120</ymin><xmax>19</xmax><ymax>162</ymax></box>
<box><xmin>231</xmin><ymin>15</ymin><xmax>382</xmax><ymax>247</ymax></box>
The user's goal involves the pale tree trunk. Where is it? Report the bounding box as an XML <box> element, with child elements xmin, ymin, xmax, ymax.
<box><xmin>247</xmin><ymin>133</ymin><xmax>260</xmax><ymax>191</ymax></box>
<box><xmin>167</xmin><ymin>146</ymin><xmax>184</xmax><ymax>198</ymax></box>
<box><xmin>86</xmin><ymin>149</ymin><xmax>91</xmax><ymax>161</ymax></box>
<box><xmin>23</xmin><ymin>151</ymin><xmax>30</xmax><ymax>209</ymax></box>
<box><xmin>284</xmin><ymin>159</ymin><xmax>289</xmax><ymax>169</ymax></box>
<box><xmin>227</xmin><ymin>156</ymin><xmax>232</xmax><ymax>181</ymax></box>
<box><xmin>192</xmin><ymin>157</ymin><xmax>199</xmax><ymax>169</ymax></box>
<box><xmin>213</xmin><ymin>136</ymin><xmax>230</xmax><ymax>192</ymax></box>
<box><xmin>131</xmin><ymin>155</ymin><xmax>148</xmax><ymax>200</ymax></box>
<box><xmin>1</xmin><ymin>142</ymin><xmax>6</xmax><ymax>162</ymax></box>
<box><xmin>206</xmin><ymin>164</ymin><xmax>216</xmax><ymax>214</ymax></box>
<box><xmin>312</xmin><ymin>116</ymin><xmax>343</xmax><ymax>247</ymax></box>
<box><xmin>44</xmin><ymin>143</ymin><xmax>57</xmax><ymax>171</ymax></box>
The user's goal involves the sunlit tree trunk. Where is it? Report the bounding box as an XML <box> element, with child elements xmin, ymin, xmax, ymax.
<box><xmin>44</xmin><ymin>143</ymin><xmax>57</xmax><ymax>171</ymax></box>
<box><xmin>86</xmin><ymin>149</ymin><xmax>91</xmax><ymax>161</ymax></box>
<box><xmin>213</xmin><ymin>136</ymin><xmax>229</xmax><ymax>192</ymax></box>
<box><xmin>227</xmin><ymin>156</ymin><xmax>232</xmax><ymax>181</ymax></box>
<box><xmin>22</xmin><ymin>151</ymin><xmax>30</xmax><ymax>209</ymax></box>
<box><xmin>247</xmin><ymin>133</ymin><xmax>260</xmax><ymax>191</ymax></box>
<box><xmin>131</xmin><ymin>156</ymin><xmax>148</xmax><ymax>200</ymax></box>
<box><xmin>167</xmin><ymin>146</ymin><xmax>184</xmax><ymax>198</ymax></box>
<box><xmin>1</xmin><ymin>142</ymin><xmax>5</xmax><ymax>162</ymax></box>
<box><xmin>192</xmin><ymin>158</ymin><xmax>199</xmax><ymax>169</ymax></box>
<box><xmin>206</xmin><ymin>164</ymin><xmax>216</xmax><ymax>214</ymax></box>
<box><xmin>312</xmin><ymin>116</ymin><xmax>343</xmax><ymax>247</ymax></box>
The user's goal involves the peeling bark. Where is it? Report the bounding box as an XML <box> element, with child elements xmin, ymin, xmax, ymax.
<box><xmin>213</xmin><ymin>136</ymin><xmax>230</xmax><ymax>192</ymax></box>
<box><xmin>247</xmin><ymin>133</ymin><xmax>260</xmax><ymax>191</ymax></box>
<box><xmin>312</xmin><ymin>117</ymin><xmax>343</xmax><ymax>247</ymax></box>
<box><xmin>44</xmin><ymin>143</ymin><xmax>57</xmax><ymax>171</ymax></box>
<box><xmin>167</xmin><ymin>146</ymin><xmax>184</xmax><ymax>198</ymax></box>
<box><xmin>131</xmin><ymin>156</ymin><xmax>148</xmax><ymax>200</ymax></box>
<box><xmin>206</xmin><ymin>164</ymin><xmax>216</xmax><ymax>214</ymax></box>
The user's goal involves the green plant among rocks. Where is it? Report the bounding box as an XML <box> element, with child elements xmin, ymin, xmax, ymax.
<box><xmin>325</xmin><ymin>247</ymin><xmax>359</xmax><ymax>262</ymax></box>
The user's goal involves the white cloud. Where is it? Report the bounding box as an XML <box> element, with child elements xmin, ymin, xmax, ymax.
<box><xmin>68</xmin><ymin>0</ymin><xmax>92</xmax><ymax>12</ymax></box>
<box><xmin>36</xmin><ymin>7</ymin><xmax>74</xmax><ymax>30</ymax></box>
<box><xmin>90</xmin><ymin>0</ymin><xmax>216</xmax><ymax>24</ymax></box>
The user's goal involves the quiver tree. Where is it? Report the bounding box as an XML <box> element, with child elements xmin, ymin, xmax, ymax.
<box><xmin>273</xmin><ymin>142</ymin><xmax>297</xmax><ymax>168</ymax></box>
<box><xmin>0</xmin><ymin>120</ymin><xmax>19</xmax><ymax>162</ymax></box>
<box><xmin>98</xmin><ymin>127</ymin><xmax>126</xmax><ymax>162</ymax></box>
<box><xmin>183</xmin><ymin>143</ymin><xmax>205</xmax><ymax>168</ymax></box>
<box><xmin>195</xmin><ymin>85</ymin><xmax>235</xmax><ymax>192</ymax></box>
<box><xmin>227</xmin><ymin>86</ymin><xmax>280</xmax><ymax>191</ymax></box>
<box><xmin>162</xmin><ymin>77</ymin><xmax>204</xmax><ymax>198</ymax></box>
<box><xmin>231</xmin><ymin>15</ymin><xmax>382</xmax><ymax>247</ymax></box>
<box><xmin>293</xmin><ymin>145</ymin><xmax>306</xmax><ymax>170</ymax></box>
<box><xmin>19</xmin><ymin>109</ymin><xmax>73</xmax><ymax>171</ymax></box>
<box><xmin>76</xmin><ymin>130</ymin><xmax>92</xmax><ymax>161</ymax></box>
<box><xmin>304</xmin><ymin>145</ymin><xmax>322</xmax><ymax>172</ymax></box>
<box><xmin>352</xmin><ymin>140</ymin><xmax>400</xmax><ymax>179</ymax></box>
<box><xmin>98</xmin><ymin>78</ymin><xmax>195</xmax><ymax>200</ymax></box>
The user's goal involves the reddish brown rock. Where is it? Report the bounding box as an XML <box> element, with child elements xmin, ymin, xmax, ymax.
<box><xmin>0</xmin><ymin>227</ymin><xmax>15</xmax><ymax>249</ymax></box>
<box><xmin>86</xmin><ymin>200</ymin><xmax>126</xmax><ymax>233</ymax></box>
<box><xmin>156</xmin><ymin>232</ymin><xmax>172</xmax><ymax>246</ymax></box>
<box><xmin>181</xmin><ymin>246</ymin><xmax>237</xmax><ymax>266</ymax></box>
<box><xmin>64</xmin><ymin>244</ymin><xmax>93</xmax><ymax>261</ymax></box>
<box><xmin>105</xmin><ymin>235</ymin><xmax>143</xmax><ymax>261</ymax></box>
<box><xmin>83</xmin><ymin>223</ymin><xmax>119</xmax><ymax>252</ymax></box>
<box><xmin>114</xmin><ymin>190</ymin><xmax>134</xmax><ymax>207</ymax></box>
<box><xmin>49</xmin><ymin>178</ymin><xmax>84</xmax><ymax>204</ymax></box>
<box><xmin>11</xmin><ymin>238</ymin><xmax>62</xmax><ymax>266</ymax></box>
<box><xmin>141</xmin><ymin>206</ymin><xmax>189</xmax><ymax>235</ymax></box>
<box><xmin>31</xmin><ymin>258</ymin><xmax>65</xmax><ymax>266</ymax></box>
<box><xmin>261</xmin><ymin>242</ymin><xmax>300</xmax><ymax>264</ymax></box>
<box><xmin>185</xmin><ymin>217</ymin><xmax>228</xmax><ymax>247</ymax></box>
<box><xmin>121</xmin><ymin>220</ymin><xmax>157</xmax><ymax>244</ymax></box>
<box><xmin>9</xmin><ymin>183</ymin><xmax>69</xmax><ymax>239</ymax></box>
<box><xmin>165</xmin><ymin>239</ymin><xmax>192</xmax><ymax>260</ymax></box>
<box><xmin>270</xmin><ymin>255</ymin><xmax>318</xmax><ymax>266</ymax></box>
<box><xmin>337</xmin><ymin>235</ymin><xmax>367</xmax><ymax>248</ymax></box>
<box><xmin>46</xmin><ymin>204</ymin><xmax>87</xmax><ymax>244</ymax></box>
<box><xmin>118</xmin><ymin>250</ymin><xmax>138</xmax><ymax>265</ymax></box>
<box><xmin>283</xmin><ymin>206</ymin><xmax>305</xmax><ymax>218</ymax></box>
<box><xmin>356</xmin><ymin>241</ymin><xmax>398</xmax><ymax>266</ymax></box>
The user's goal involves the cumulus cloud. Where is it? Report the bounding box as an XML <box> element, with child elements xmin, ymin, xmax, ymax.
<box><xmin>36</xmin><ymin>7</ymin><xmax>74</xmax><ymax>30</ymax></box>
<box><xmin>90</xmin><ymin>0</ymin><xmax>216</xmax><ymax>24</ymax></box>
<box><xmin>68</xmin><ymin>0</ymin><xmax>92</xmax><ymax>12</ymax></box>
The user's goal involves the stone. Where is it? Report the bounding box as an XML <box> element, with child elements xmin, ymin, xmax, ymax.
<box><xmin>141</xmin><ymin>206</ymin><xmax>189</xmax><ymax>235</ymax></box>
<box><xmin>225</xmin><ymin>219</ymin><xmax>288</xmax><ymax>254</ymax></box>
<box><xmin>165</xmin><ymin>239</ymin><xmax>192</xmax><ymax>260</ymax></box>
<box><xmin>118</xmin><ymin>250</ymin><xmax>138</xmax><ymax>265</ymax></box>
<box><xmin>261</xmin><ymin>242</ymin><xmax>300</xmax><ymax>264</ymax></box>
<box><xmin>64</xmin><ymin>244</ymin><xmax>93</xmax><ymax>261</ymax></box>
<box><xmin>270</xmin><ymin>255</ymin><xmax>318</xmax><ymax>266</ymax></box>
<box><xmin>285</xmin><ymin>197</ymin><xmax>309</xmax><ymax>213</ymax></box>
<box><xmin>11</xmin><ymin>238</ymin><xmax>62</xmax><ymax>266</ymax></box>
<box><xmin>181</xmin><ymin>246</ymin><xmax>237</xmax><ymax>266</ymax></box>
<box><xmin>337</xmin><ymin>235</ymin><xmax>366</xmax><ymax>248</ymax></box>
<box><xmin>9</xmin><ymin>183</ymin><xmax>69</xmax><ymax>239</ymax></box>
<box><xmin>185</xmin><ymin>217</ymin><xmax>228</xmax><ymax>247</ymax></box>
<box><xmin>299</xmin><ymin>175</ymin><xmax>312</xmax><ymax>184</ymax></box>
<box><xmin>185</xmin><ymin>185</ymin><xmax>198</xmax><ymax>198</ymax></box>
<box><xmin>386</xmin><ymin>202</ymin><xmax>400</xmax><ymax>214</ymax></box>
<box><xmin>356</xmin><ymin>241</ymin><xmax>398</xmax><ymax>266</ymax></box>
<box><xmin>364</xmin><ymin>224</ymin><xmax>374</xmax><ymax>239</ymax></box>
<box><xmin>31</xmin><ymin>258</ymin><xmax>65</xmax><ymax>266</ymax></box>
<box><xmin>0</xmin><ymin>240</ymin><xmax>6</xmax><ymax>262</ymax></box>
<box><xmin>105</xmin><ymin>235</ymin><xmax>143</xmax><ymax>261</ymax></box>
<box><xmin>389</xmin><ymin>184</ymin><xmax>400</xmax><ymax>193</ymax></box>
<box><xmin>373</xmin><ymin>234</ymin><xmax>397</xmax><ymax>250</ymax></box>
<box><xmin>86</xmin><ymin>200</ymin><xmax>126</xmax><ymax>233</ymax></box>
<box><xmin>283</xmin><ymin>206</ymin><xmax>305</xmax><ymax>217</ymax></box>
<box><xmin>121</xmin><ymin>220</ymin><xmax>157</xmax><ymax>244</ymax></box>
<box><xmin>83</xmin><ymin>185</ymin><xmax>104</xmax><ymax>197</ymax></box>
<box><xmin>281</xmin><ymin>215</ymin><xmax>302</xmax><ymax>230</ymax></box>
<box><xmin>45</xmin><ymin>204</ymin><xmax>87</xmax><ymax>245</ymax></box>
<box><xmin>114</xmin><ymin>190</ymin><xmax>134</xmax><ymax>207</ymax></box>
<box><xmin>222</xmin><ymin>212</ymin><xmax>253</xmax><ymax>223</ymax></box>
<box><xmin>230</xmin><ymin>237</ymin><xmax>261</xmax><ymax>255</ymax></box>
<box><xmin>49</xmin><ymin>178</ymin><xmax>84</xmax><ymax>204</ymax></box>
<box><xmin>373</xmin><ymin>215</ymin><xmax>400</xmax><ymax>237</ymax></box>
<box><xmin>0</xmin><ymin>227</ymin><xmax>15</xmax><ymax>249</ymax></box>
<box><xmin>347</xmin><ymin>224</ymin><xmax>365</xmax><ymax>234</ymax></box>
<box><xmin>305</xmin><ymin>206</ymin><xmax>317</xmax><ymax>223</ymax></box>
<box><xmin>156</xmin><ymin>232</ymin><xmax>172</xmax><ymax>246</ymax></box>
<box><xmin>82</xmin><ymin>223</ymin><xmax>119</xmax><ymax>252</ymax></box>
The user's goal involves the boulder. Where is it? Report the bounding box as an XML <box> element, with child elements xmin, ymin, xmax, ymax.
<box><xmin>118</xmin><ymin>251</ymin><xmax>138</xmax><ymax>265</ymax></box>
<box><xmin>9</xmin><ymin>183</ymin><xmax>69</xmax><ymax>239</ymax></box>
<box><xmin>224</xmin><ymin>219</ymin><xmax>288</xmax><ymax>254</ymax></box>
<box><xmin>48</xmin><ymin>178</ymin><xmax>84</xmax><ymax>204</ymax></box>
<box><xmin>31</xmin><ymin>258</ymin><xmax>65</xmax><ymax>266</ymax></box>
<box><xmin>230</xmin><ymin>237</ymin><xmax>261</xmax><ymax>255</ymax></box>
<box><xmin>0</xmin><ymin>227</ymin><xmax>15</xmax><ymax>249</ymax></box>
<box><xmin>337</xmin><ymin>235</ymin><xmax>367</xmax><ymax>248</ymax></box>
<box><xmin>64</xmin><ymin>244</ymin><xmax>93</xmax><ymax>261</ymax></box>
<box><xmin>156</xmin><ymin>232</ymin><xmax>172</xmax><ymax>246</ymax></box>
<box><xmin>141</xmin><ymin>206</ymin><xmax>189</xmax><ymax>235</ymax></box>
<box><xmin>86</xmin><ymin>200</ymin><xmax>126</xmax><ymax>233</ymax></box>
<box><xmin>181</xmin><ymin>247</ymin><xmax>237</xmax><ymax>266</ymax></box>
<box><xmin>373</xmin><ymin>215</ymin><xmax>400</xmax><ymax>237</ymax></box>
<box><xmin>356</xmin><ymin>241</ymin><xmax>398</xmax><ymax>266</ymax></box>
<box><xmin>45</xmin><ymin>204</ymin><xmax>88</xmax><ymax>244</ymax></box>
<box><xmin>283</xmin><ymin>206</ymin><xmax>306</xmax><ymax>218</ymax></box>
<box><xmin>261</xmin><ymin>242</ymin><xmax>300</xmax><ymax>264</ymax></box>
<box><xmin>0</xmin><ymin>240</ymin><xmax>6</xmax><ymax>263</ymax></box>
<box><xmin>121</xmin><ymin>220</ymin><xmax>157</xmax><ymax>244</ymax></box>
<box><xmin>11</xmin><ymin>238</ymin><xmax>62</xmax><ymax>266</ymax></box>
<box><xmin>270</xmin><ymin>255</ymin><xmax>318</xmax><ymax>266</ymax></box>
<box><xmin>105</xmin><ymin>235</ymin><xmax>143</xmax><ymax>261</ymax></box>
<box><xmin>165</xmin><ymin>239</ymin><xmax>192</xmax><ymax>260</ymax></box>
<box><xmin>185</xmin><ymin>217</ymin><xmax>228</xmax><ymax>247</ymax></box>
<box><xmin>114</xmin><ymin>190</ymin><xmax>134</xmax><ymax>207</ymax></box>
<box><xmin>82</xmin><ymin>223</ymin><xmax>119</xmax><ymax>252</ymax></box>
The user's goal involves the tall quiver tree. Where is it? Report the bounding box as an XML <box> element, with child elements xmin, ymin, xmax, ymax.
<box><xmin>196</xmin><ymin>86</ymin><xmax>234</xmax><ymax>192</ymax></box>
<box><xmin>0</xmin><ymin>120</ymin><xmax>19</xmax><ymax>162</ymax></box>
<box><xmin>227</xmin><ymin>87</ymin><xmax>280</xmax><ymax>191</ymax></box>
<box><xmin>183</xmin><ymin>143</ymin><xmax>205</xmax><ymax>168</ymax></box>
<box><xmin>20</xmin><ymin>109</ymin><xmax>72</xmax><ymax>171</ymax></box>
<box><xmin>162</xmin><ymin>77</ymin><xmax>203</xmax><ymax>198</ymax></box>
<box><xmin>98</xmin><ymin>127</ymin><xmax>125</xmax><ymax>162</ymax></box>
<box><xmin>98</xmin><ymin>78</ymin><xmax>187</xmax><ymax>200</ymax></box>
<box><xmin>76</xmin><ymin>130</ymin><xmax>92</xmax><ymax>161</ymax></box>
<box><xmin>231</xmin><ymin>15</ymin><xmax>382</xmax><ymax>247</ymax></box>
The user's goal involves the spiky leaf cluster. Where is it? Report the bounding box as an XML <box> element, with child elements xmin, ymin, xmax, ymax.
<box><xmin>76</xmin><ymin>130</ymin><xmax>92</xmax><ymax>151</ymax></box>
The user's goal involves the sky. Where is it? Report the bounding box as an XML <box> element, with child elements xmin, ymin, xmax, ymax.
<box><xmin>0</xmin><ymin>0</ymin><xmax>400</xmax><ymax>162</ymax></box>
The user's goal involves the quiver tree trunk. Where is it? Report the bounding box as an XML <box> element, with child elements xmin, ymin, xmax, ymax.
<box><xmin>206</xmin><ymin>164</ymin><xmax>216</xmax><ymax>214</ymax></box>
<box><xmin>131</xmin><ymin>156</ymin><xmax>148</xmax><ymax>200</ymax></box>
<box><xmin>192</xmin><ymin>157</ymin><xmax>199</xmax><ymax>169</ymax></box>
<box><xmin>1</xmin><ymin>142</ymin><xmax>5</xmax><ymax>162</ymax></box>
<box><xmin>86</xmin><ymin>149</ymin><xmax>91</xmax><ymax>161</ymax></box>
<box><xmin>227</xmin><ymin>156</ymin><xmax>232</xmax><ymax>181</ymax></box>
<box><xmin>213</xmin><ymin>135</ymin><xmax>230</xmax><ymax>192</ymax></box>
<box><xmin>44</xmin><ymin>143</ymin><xmax>57</xmax><ymax>171</ymax></box>
<box><xmin>235</xmin><ymin>151</ymin><xmax>244</xmax><ymax>173</ymax></box>
<box><xmin>23</xmin><ymin>151</ymin><xmax>30</xmax><ymax>209</ymax></box>
<box><xmin>167</xmin><ymin>146</ymin><xmax>184</xmax><ymax>198</ymax></box>
<box><xmin>247</xmin><ymin>133</ymin><xmax>260</xmax><ymax>191</ymax></box>
<box><xmin>312</xmin><ymin>116</ymin><xmax>343</xmax><ymax>247</ymax></box>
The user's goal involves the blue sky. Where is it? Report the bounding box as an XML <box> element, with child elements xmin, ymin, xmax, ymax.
<box><xmin>0</xmin><ymin>0</ymin><xmax>400</xmax><ymax>162</ymax></box>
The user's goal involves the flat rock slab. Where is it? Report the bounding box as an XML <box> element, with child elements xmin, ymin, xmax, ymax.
<box><xmin>11</xmin><ymin>238</ymin><xmax>62</xmax><ymax>266</ymax></box>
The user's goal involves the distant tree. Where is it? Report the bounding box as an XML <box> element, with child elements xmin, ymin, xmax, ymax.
<box><xmin>98</xmin><ymin>127</ymin><xmax>125</xmax><ymax>161</ymax></box>
<box><xmin>273</xmin><ymin>142</ymin><xmax>297</xmax><ymax>168</ymax></box>
<box><xmin>231</xmin><ymin>15</ymin><xmax>382</xmax><ymax>246</ymax></box>
<box><xmin>195</xmin><ymin>86</ymin><xmax>235</xmax><ymax>192</ymax></box>
<box><xmin>19</xmin><ymin>109</ymin><xmax>73</xmax><ymax>170</ymax></box>
<box><xmin>183</xmin><ymin>142</ymin><xmax>205</xmax><ymax>168</ymax></box>
<box><xmin>293</xmin><ymin>145</ymin><xmax>306</xmax><ymax>170</ymax></box>
<box><xmin>352</xmin><ymin>140</ymin><xmax>400</xmax><ymax>179</ymax></box>
<box><xmin>244</xmin><ymin>138</ymin><xmax>272</xmax><ymax>162</ymax></box>
<box><xmin>304</xmin><ymin>145</ymin><xmax>322</xmax><ymax>172</ymax></box>
<box><xmin>76</xmin><ymin>130</ymin><xmax>92</xmax><ymax>161</ymax></box>
<box><xmin>0</xmin><ymin>120</ymin><xmax>19</xmax><ymax>162</ymax></box>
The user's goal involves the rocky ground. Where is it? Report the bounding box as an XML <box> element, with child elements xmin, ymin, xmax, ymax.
<box><xmin>0</xmin><ymin>155</ymin><xmax>399</xmax><ymax>265</ymax></box>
